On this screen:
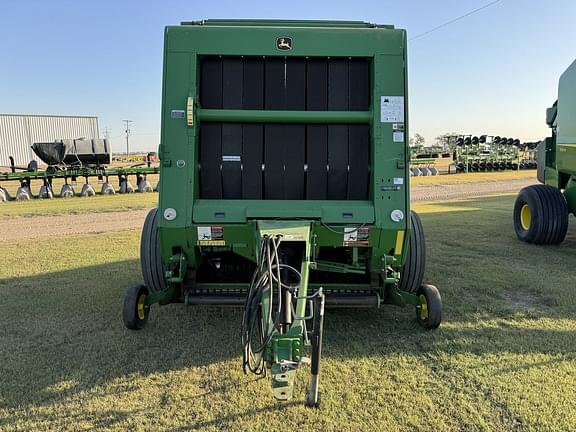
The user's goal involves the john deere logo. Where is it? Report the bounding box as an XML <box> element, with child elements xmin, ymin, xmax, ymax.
<box><xmin>276</xmin><ymin>37</ymin><xmax>292</xmax><ymax>50</ymax></box>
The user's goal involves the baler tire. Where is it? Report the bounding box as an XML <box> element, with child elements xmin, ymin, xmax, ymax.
<box><xmin>398</xmin><ymin>211</ymin><xmax>426</xmax><ymax>294</ymax></box>
<box><xmin>140</xmin><ymin>208</ymin><xmax>167</xmax><ymax>293</ymax></box>
<box><xmin>513</xmin><ymin>185</ymin><xmax>568</xmax><ymax>245</ymax></box>
<box><xmin>123</xmin><ymin>284</ymin><xmax>150</xmax><ymax>330</ymax></box>
<box><xmin>416</xmin><ymin>284</ymin><xmax>442</xmax><ymax>329</ymax></box>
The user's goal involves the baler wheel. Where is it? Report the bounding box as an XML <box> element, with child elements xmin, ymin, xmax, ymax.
<box><xmin>123</xmin><ymin>284</ymin><xmax>150</xmax><ymax>330</ymax></box>
<box><xmin>513</xmin><ymin>185</ymin><xmax>568</xmax><ymax>245</ymax></box>
<box><xmin>398</xmin><ymin>211</ymin><xmax>426</xmax><ymax>294</ymax></box>
<box><xmin>141</xmin><ymin>208</ymin><xmax>167</xmax><ymax>293</ymax></box>
<box><xmin>416</xmin><ymin>284</ymin><xmax>442</xmax><ymax>329</ymax></box>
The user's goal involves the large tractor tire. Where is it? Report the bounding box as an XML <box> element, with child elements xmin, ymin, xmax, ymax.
<box><xmin>398</xmin><ymin>211</ymin><xmax>426</xmax><ymax>294</ymax></box>
<box><xmin>514</xmin><ymin>184</ymin><xmax>568</xmax><ymax>245</ymax></box>
<box><xmin>141</xmin><ymin>208</ymin><xmax>167</xmax><ymax>293</ymax></box>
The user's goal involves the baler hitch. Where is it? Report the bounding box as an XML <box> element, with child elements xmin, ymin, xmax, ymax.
<box><xmin>241</xmin><ymin>222</ymin><xmax>325</xmax><ymax>407</ymax></box>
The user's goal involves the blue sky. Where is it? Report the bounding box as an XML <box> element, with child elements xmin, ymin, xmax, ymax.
<box><xmin>1</xmin><ymin>0</ymin><xmax>575</xmax><ymax>151</ymax></box>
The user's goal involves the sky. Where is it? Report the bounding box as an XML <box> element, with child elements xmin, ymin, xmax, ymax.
<box><xmin>1</xmin><ymin>0</ymin><xmax>575</xmax><ymax>151</ymax></box>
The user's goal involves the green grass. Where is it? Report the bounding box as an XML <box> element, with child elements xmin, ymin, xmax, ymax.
<box><xmin>0</xmin><ymin>193</ymin><xmax>158</xmax><ymax>218</ymax></box>
<box><xmin>0</xmin><ymin>195</ymin><xmax>575</xmax><ymax>431</ymax></box>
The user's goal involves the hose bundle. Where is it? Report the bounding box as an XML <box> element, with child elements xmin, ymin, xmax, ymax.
<box><xmin>241</xmin><ymin>235</ymin><xmax>301</xmax><ymax>375</ymax></box>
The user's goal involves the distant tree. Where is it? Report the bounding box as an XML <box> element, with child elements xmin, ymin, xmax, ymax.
<box><xmin>410</xmin><ymin>133</ymin><xmax>425</xmax><ymax>153</ymax></box>
<box><xmin>435</xmin><ymin>132</ymin><xmax>459</xmax><ymax>151</ymax></box>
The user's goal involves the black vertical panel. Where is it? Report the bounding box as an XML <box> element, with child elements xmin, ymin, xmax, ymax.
<box><xmin>221</xmin><ymin>124</ymin><xmax>242</xmax><ymax>198</ymax></box>
<box><xmin>284</xmin><ymin>59</ymin><xmax>306</xmax><ymax>198</ymax></box>
<box><xmin>306</xmin><ymin>125</ymin><xmax>327</xmax><ymax>199</ymax></box>
<box><xmin>284</xmin><ymin>125</ymin><xmax>305</xmax><ymax>199</ymax></box>
<box><xmin>200</xmin><ymin>57</ymin><xmax>223</xmax><ymax>109</ymax></box>
<box><xmin>327</xmin><ymin>125</ymin><xmax>348</xmax><ymax>200</ymax></box>
<box><xmin>242</xmin><ymin>124</ymin><xmax>263</xmax><ymax>199</ymax></box>
<box><xmin>328</xmin><ymin>59</ymin><xmax>349</xmax><ymax>111</ymax></box>
<box><xmin>222</xmin><ymin>58</ymin><xmax>243</xmax><ymax>109</ymax></box>
<box><xmin>200</xmin><ymin>123</ymin><xmax>222</xmax><ymax>198</ymax></box>
<box><xmin>306</xmin><ymin>59</ymin><xmax>328</xmax><ymax>110</ymax></box>
<box><xmin>349</xmin><ymin>59</ymin><xmax>370</xmax><ymax>111</ymax></box>
<box><xmin>242</xmin><ymin>58</ymin><xmax>264</xmax><ymax>198</ymax></box>
<box><xmin>327</xmin><ymin>60</ymin><xmax>349</xmax><ymax>200</ymax></box>
<box><xmin>347</xmin><ymin>125</ymin><xmax>370</xmax><ymax>199</ymax></box>
<box><xmin>243</xmin><ymin>57</ymin><xmax>264</xmax><ymax>110</ymax></box>
<box><xmin>285</xmin><ymin>58</ymin><xmax>306</xmax><ymax>110</ymax></box>
<box><xmin>265</xmin><ymin>58</ymin><xmax>286</xmax><ymax>109</ymax></box>
<box><xmin>264</xmin><ymin>125</ymin><xmax>284</xmax><ymax>199</ymax></box>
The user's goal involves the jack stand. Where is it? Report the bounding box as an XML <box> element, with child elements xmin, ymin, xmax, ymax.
<box><xmin>306</xmin><ymin>289</ymin><xmax>325</xmax><ymax>408</ymax></box>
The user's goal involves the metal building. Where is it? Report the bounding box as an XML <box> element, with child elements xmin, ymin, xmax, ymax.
<box><xmin>0</xmin><ymin>114</ymin><xmax>100</xmax><ymax>166</ymax></box>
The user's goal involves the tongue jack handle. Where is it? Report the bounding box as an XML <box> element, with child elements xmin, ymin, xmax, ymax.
<box><xmin>306</xmin><ymin>288</ymin><xmax>325</xmax><ymax>408</ymax></box>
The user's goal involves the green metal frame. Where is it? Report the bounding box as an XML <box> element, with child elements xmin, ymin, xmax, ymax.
<box><xmin>543</xmin><ymin>59</ymin><xmax>576</xmax><ymax>215</ymax></box>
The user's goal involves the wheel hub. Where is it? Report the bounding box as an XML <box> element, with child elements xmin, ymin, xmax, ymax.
<box><xmin>520</xmin><ymin>204</ymin><xmax>531</xmax><ymax>230</ymax></box>
<box><xmin>418</xmin><ymin>294</ymin><xmax>428</xmax><ymax>320</ymax></box>
<box><xmin>137</xmin><ymin>294</ymin><xmax>147</xmax><ymax>320</ymax></box>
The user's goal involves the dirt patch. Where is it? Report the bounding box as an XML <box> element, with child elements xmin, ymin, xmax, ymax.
<box><xmin>502</xmin><ymin>291</ymin><xmax>552</xmax><ymax>313</ymax></box>
<box><xmin>411</xmin><ymin>178</ymin><xmax>536</xmax><ymax>202</ymax></box>
<box><xmin>0</xmin><ymin>209</ymin><xmax>150</xmax><ymax>241</ymax></box>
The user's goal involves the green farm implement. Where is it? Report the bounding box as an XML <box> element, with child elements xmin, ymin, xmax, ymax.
<box><xmin>0</xmin><ymin>139</ymin><xmax>159</xmax><ymax>200</ymax></box>
<box><xmin>514</xmin><ymin>60</ymin><xmax>576</xmax><ymax>244</ymax></box>
<box><xmin>122</xmin><ymin>19</ymin><xmax>442</xmax><ymax>407</ymax></box>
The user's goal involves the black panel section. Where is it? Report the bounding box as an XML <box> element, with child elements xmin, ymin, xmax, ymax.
<box><xmin>306</xmin><ymin>125</ymin><xmax>328</xmax><ymax>199</ymax></box>
<box><xmin>284</xmin><ymin>125</ymin><xmax>305</xmax><ymax>199</ymax></box>
<box><xmin>243</xmin><ymin>58</ymin><xmax>264</xmax><ymax>110</ymax></box>
<box><xmin>200</xmin><ymin>123</ymin><xmax>223</xmax><ymax>198</ymax></box>
<box><xmin>285</xmin><ymin>58</ymin><xmax>306</xmax><ymax>110</ymax></box>
<box><xmin>221</xmin><ymin>124</ymin><xmax>242</xmax><ymax>198</ymax></box>
<box><xmin>347</xmin><ymin>125</ymin><xmax>370</xmax><ymax>199</ymax></box>
<box><xmin>349</xmin><ymin>59</ymin><xmax>370</xmax><ymax>111</ymax></box>
<box><xmin>265</xmin><ymin>58</ymin><xmax>286</xmax><ymax>110</ymax></box>
<box><xmin>222</xmin><ymin>58</ymin><xmax>243</xmax><ymax>109</ymax></box>
<box><xmin>328</xmin><ymin>59</ymin><xmax>349</xmax><ymax>111</ymax></box>
<box><xmin>306</xmin><ymin>59</ymin><xmax>328</xmax><ymax>110</ymax></box>
<box><xmin>327</xmin><ymin>125</ymin><xmax>348</xmax><ymax>199</ymax></box>
<box><xmin>242</xmin><ymin>124</ymin><xmax>263</xmax><ymax>199</ymax></box>
<box><xmin>264</xmin><ymin>125</ymin><xmax>285</xmax><ymax>199</ymax></box>
<box><xmin>200</xmin><ymin>57</ymin><xmax>223</xmax><ymax>109</ymax></box>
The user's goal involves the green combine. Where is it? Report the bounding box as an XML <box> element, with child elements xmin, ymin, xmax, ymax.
<box><xmin>514</xmin><ymin>59</ymin><xmax>576</xmax><ymax>244</ymax></box>
<box><xmin>122</xmin><ymin>19</ymin><xmax>442</xmax><ymax>407</ymax></box>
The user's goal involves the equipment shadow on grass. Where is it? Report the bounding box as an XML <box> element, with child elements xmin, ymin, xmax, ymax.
<box><xmin>1</xmin><ymin>254</ymin><xmax>575</xmax><ymax>415</ymax></box>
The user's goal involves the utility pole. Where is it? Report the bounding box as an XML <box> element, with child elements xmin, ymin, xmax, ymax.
<box><xmin>103</xmin><ymin>127</ymin><xmax>111</xmax><ymax>140</ymax></box>
<box><xmin>123</xmin><ymin>120</ymin><xmax>133</xmax><ymax>161</ymax></box>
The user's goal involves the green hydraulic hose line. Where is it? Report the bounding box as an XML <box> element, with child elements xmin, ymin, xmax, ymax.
<box><xmin>197</xmin><ymin>109</ymin><xmax>372</xmax><ymax>124</ymax></box>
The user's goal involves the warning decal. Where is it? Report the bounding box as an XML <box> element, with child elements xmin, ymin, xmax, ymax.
<box><xmin>380</xmin><ymin>96</ymin><xmax>404</xmax><ymax>123</ymax></box>
<box><xmin>197</xmin><ymin>226</ymin><xmax>225</xmax><ymax>245</ymax></box>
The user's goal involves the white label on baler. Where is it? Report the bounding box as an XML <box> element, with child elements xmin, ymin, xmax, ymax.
<box><xmin>197</xmin><ymin>226</ymin><xmax>212</xmax><ymax>241</ymax></box>
<box><xmin>393</xmin><ymin>177</ymin><xmax>404</xmax><ymax>185</ymax></box>
<box><xmin>380</xmin><ymin>96</ymin><xmax>404</xmax><ymax>123</ymax></box>
<box><xmin>393</xmin><ymin>131</ymin><xmax>404</xmax><ymax>142</ymax></box>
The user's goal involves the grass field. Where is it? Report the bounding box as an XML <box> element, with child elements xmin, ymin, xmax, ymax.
<box><xmin>0</xmin><ymin>195</ymin><xmax>575</xmax><ymax>431</ymax></box>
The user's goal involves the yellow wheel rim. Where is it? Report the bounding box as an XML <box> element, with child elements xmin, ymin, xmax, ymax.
<box><xmin>520</xmin><ymin>204</ymin><xmax>531</xmax><ymax>230</ymax></box>
<box><xmin>418</xmin><ymin>294</ymin><xmax>428</xmax><ymax>320</ymax></box>
<box><xmin>137</xmin><ymin>294</ymin><xmax>147</xmax><ymax>320</ymax></box>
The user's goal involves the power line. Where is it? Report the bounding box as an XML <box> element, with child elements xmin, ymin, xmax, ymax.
<box><xmin>123</xmin><ymin>119</ymin><xmax>133</xmax><ymax>160</ymax></box>
<box><xmin>409</xmin><ymin>0</ymin><xmax>502</xmax><ymax>41</ymax></box>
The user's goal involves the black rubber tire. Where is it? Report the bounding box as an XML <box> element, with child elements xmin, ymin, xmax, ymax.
<box><xmin>140</xmin><ymin>208</ymin><xmax>167</xmax><ymax>293</ymax></box>
<box><xmin>513</xmin><ymin>184</ymin><xmax>568</xmax><ymax>245</ymax></box>
<box><xmin>123</xmin><ymin>284</ymin><xmax>150</xmax><ymax>330</ymax></box>
<box><xmin>398</xmin><ymin>211</ymin><xmax>426</xmax><ymax>294</ymax></box>
<box><xmin>416</xmin><ymin>284</ymin><xmax>442</xmax><ymax>329</ymax></box>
